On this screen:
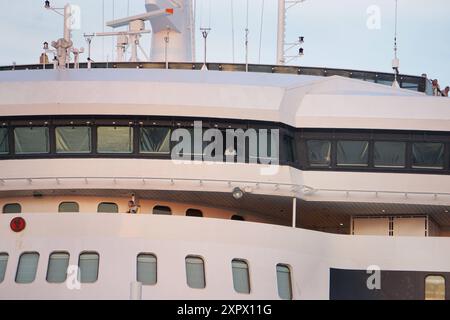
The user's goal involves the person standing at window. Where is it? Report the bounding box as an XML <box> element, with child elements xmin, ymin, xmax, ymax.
<box><xmin>443</xmin><ymin>86</ymin><xmax>449</xmax><ymax>97</ymax></box>
<box><xmin>127</xmin><ymin>200</ymin><xmax>140</xmax><ymax>214</ymax></box>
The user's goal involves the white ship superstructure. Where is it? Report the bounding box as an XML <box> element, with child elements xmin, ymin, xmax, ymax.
<box><xmin>0</xmin><ymin>0</ymin><xmax>449</xmax><ymax>300</ymax></box>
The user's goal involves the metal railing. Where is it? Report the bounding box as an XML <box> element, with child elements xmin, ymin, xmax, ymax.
<box><xmin>0</xmin><ymin>61</ymin><xmax>429</xmax><ymax>94</ymax></box>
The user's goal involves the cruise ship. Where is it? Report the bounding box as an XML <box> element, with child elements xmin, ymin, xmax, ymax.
<box><xmin>0</xmin><ymin>0</ymin><xmax>449</xmax><ymax>301</ymax></box>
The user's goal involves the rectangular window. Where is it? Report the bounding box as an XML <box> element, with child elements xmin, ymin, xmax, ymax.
<box><xmin>337</xmin><ymin>140</ymin><xmax>369</xmax><ymax>167</ymax></box>
<box><xmin>2</xmin><ymin>203</ymin><xmax>21</xmax><ymax>214</ymax></box>
<box><xmin>412</xmin><ymin>143</ymin><xmax>444</xmax><ymax>169</ymax></box>
<box><xmin>56</xmin><ymin>127</ymin><xmax>91</xmax><ymax>153</ymax></box>
<box><xmin>0</xmin><ymin>128</ymin><xmax>8</xmax><ymax>155</ymax></box>
<box><xmin>283</xmin><ymin>136</ymin><xmax>295</xmax><ymax>163</ymax></box>
<box><xmin>185</xmin><ymin>256</ymin><xmax>205</xmax><ymax>289</ymax></box>
<box><xmin>78</xmin><ymin>252</ymin><xmax>99</xmax><ymax>283</ymax></box>
<box><xmin>306</xmin><ymin>140</ymin><xmax>331</xmax><ymax>167</ymax></box>
<box><xmin>16</xmin><ymin>252</ymin><xmax>39</xmax><ymax>284</ymax></box>
<box><xmin>137</xmin><ymin>253</ymin><xmax>157</xmax><ymax>285</ymax></box>
<box><xmin>46</xmin><ymin>252</ymin><xmax>70</xmax><ymax>283</ymax></box>
<box><xmin>374</xmin><ymin>141</ymin><xmax>406</xmax><ymax>168</ymax></box>
<box><xmin>425</xmin><ymin>275</ymin><xmax>446</xmax><ymax>300</ymax></box>
<box><xmin>276</xmin><ymin>264</ymin><xmax>292</xmax><ymax>300</ymax></box>
<box><xmin>97</xmin><ymin>126</ymin><xmax>133</xmax><ymax>153</ymax></box>
<box><xmin>140</xmin><ymin>127</ymin><xmax>171</xmax><ymax>154</ymax></box>
<box><xmin>232</xmin><ymin>259</ymin><xmax>250</xmax><ymax>294</ymax></box>
<box><xmin>0</xmin><ymin>253</ymin><xmax>8</xmax><ymax>283</ymax></box>
<box><xmin>14</xmin><ymin>127</ymin><xmax>49</xmax><ymax>154</ymax></box>
<box><xmin>58</xmin><ymin>202</ymin><xmax>79</xmax><ymax>213</ymax></box>
<box><xmin>97</xmin><ymin>202</ymin><xmax>118</xmax><ymax>213</ymax></box>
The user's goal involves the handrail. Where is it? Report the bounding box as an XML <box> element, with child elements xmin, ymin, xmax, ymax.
<box><xmin>0</xmin><ymin>61</ymin><xmax>428</xmax><ymax>94</ymax></box>
<box><xmin>0</xmin><ymin>176</ymin><xmax>449</xmax><ymax>200</ymax></box>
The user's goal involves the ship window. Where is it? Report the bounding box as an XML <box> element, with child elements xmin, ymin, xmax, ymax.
<box><xmin>283</xmin><ymin>135</ymin><xmax>295</xmax><ymax>163</ymax></box>
<box><xmin>425</xmin><ymin>275</ymin><xmax>446</xmax><ymax>300</ymax></box>
<box><xmin>374</xmin><ymin>141</ymin><xmax>406</xmax><ymax>168</ymax></box>
<box><xmin>46</xmin><ymin>252</ymin><xmax>70</xmax><ymax>283</ymax></box>
<box><xmin>306</xmin><ymin>140</ymin><xmax>331</xmax><ymax>167</ymax></box>
<box><xmin>14</xmin><ymin>127</ymin><xmax>49</xmax><ymax>154</ymax></box>
<box><xmin>253</xmin><ymin>129</ymin><xmax>279</xmax><ymax>163</ymax></box>
<box><xmin>337</xmin><ymin>140</ymin><xmax>369</xmax><ymax>167</ymax></box>
<box><xmin>276</xmin><ymin>264</ymin><xmax>292</xmax><ymax>300</ymax></box>
<box><xmin>97</xmin><ymin>126</ymin><xmax>133</xmax><ymax>153</ymax></box>
<box><xmin>232</xmin><ymin>259</ymin><xmax>250</xmax><ymax>294</ymax></box>
<box><xmin>139</xmin><ymin>127</ymin><xmax>171</xmax><ymax>154</ymax></box>
<box><xmin>97</xmin><ymin>202</ymin><xmax>118</xmax><ymax>213</ymax></box>
<box><xmin>3</xmin><ymin>203</ymin><xmax>21</xmax><ymax>214</ymax></box>
<box><xmin>0</xmin><ymin>253</ymin><xmax>8</xmax><ymax>283</ymax></box>
<box><xmin>15</xmin><ymin>252</ymin><xmax>39</xmax><ymax>284</ymax></box>
<box><xmin>56</xmin><ymin>127</ymin><xmax>91</xmax><ymax>153</ymax></box>
<box><xmin>185</xmin><ymin>256</ymin><xmax>205</xmax><ymax>289</ymax></box>
<box><xmin>153</xmin><ymin>206</ymin><xmax>172</xmax><ymax>215</ymax></box>
<box><xmin>137</xmin><ymin>253</ymin><xmax>157</xmax><ymax>285</ymax></box>
<box><xmin>0</xmin><ymin>128</ymin><xmax>8</xmax><ymax>154</ymax></box>
<box><xmin>186</xmin><ymin>209</ymin><xmax>203</xmax><ymax>217</ymax></box>
<box><xmin>412</xmin><ymin>143</ymin><xmax>444</xmax><ymax>169</ymax></box>
<box><xmin>78</xmin><ymin>252</ymin><xmax>99</xmax><ymax>283</ymax></box>
<box><xmin>58</xmin><ymin>202</ymin><xmax>79</xmax><ymax>213</ymax></box>
<box><xmin>231</xmin><ymin>215</ymin><xmax>245</xmax><ymax>221</ymax></box>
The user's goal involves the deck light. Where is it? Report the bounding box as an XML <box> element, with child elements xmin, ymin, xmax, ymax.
<box><xmin>232</xmin><ymin>187</ymin><xmax>244</xmax><ymax>200</ymax></box>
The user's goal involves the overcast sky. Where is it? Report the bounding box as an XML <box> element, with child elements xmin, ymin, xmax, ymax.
<box><xmin>0</xmin><ymin>0</ymin><xmax>448</xmax><ymax>85</ymax></box>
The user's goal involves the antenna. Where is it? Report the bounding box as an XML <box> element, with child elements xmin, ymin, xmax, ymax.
<box><xmin>277</xmin><ymin>0</ymin><xmax>306</xmax><ymax>65</ymax></box>
<box><xmin>200</xmin><ymin>27</ymin><xmax>211</xmax><ymax>70</ymax></box>
<box><xmin>392</xmin><ymin>0</ymin><xmax>400</xmax><ymax>88</ymax></box>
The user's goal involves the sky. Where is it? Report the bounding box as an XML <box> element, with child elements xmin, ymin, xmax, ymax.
<box><xmin>0</xmin><ymin>0</ymin><xmax>448</xmax><ymax>85</ymax></box>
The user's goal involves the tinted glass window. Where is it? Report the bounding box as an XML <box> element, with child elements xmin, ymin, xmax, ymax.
<box><xmin>0</xmin><ymin>253</ymin><xmax>8</xmax><ymax>283</ymax></box>
<box><xmin>232</xmin><ymin>259</ymin><xmax>250</xmax><ymax>294</ymax></box>
<box><xmin>97</xmin><ymin>126</ymin><xmax>133</xmax><ymax>153</ymax></box>
<box><xmin>56</xmin><ymin>127</ymin><xmax>91</xmax><ymax>153</ymax></box>
<box><xmin>14</xmin><ymin>127</ymin><xmax>49</xmax><ymax>154</ymax></box>
<box><xmin>186</xmin><ymin>209</ymin><xmax>203</xmax><ymax>217</ymax></box>
<box><xmin>58</xmin><ymin>202</ymin><xmax>80</xmax><ymax>213</ymax></box>
<box><xmin>137</xmin><ymin>254</ymin><xmax>157</xmax><ymax>285</ymax></box>
<box><xmin>140</xmin><ymin>127</ymin><xmax>171</xmax><ymax>154</ymax></box>
<box><xmin>374</xmin><ymin>141</ymin><xmax>406</xmax><ymax>168</ymax></box>
<box><xmin>97</xmin><ymin>202</ymin><xmax>118</xmax><ymax>213</ymax></box>
<box><xmin>412</xmin><ymin>143</ymin><xmax>444</xmax><ymax>169</ymax></box>
<box><xmin>307</xmin><ymin>140</ymin><xmax>331</xmax><ymax>167</ymax></box>
<box><xmin>276</xmin><ymin>264</ymin><xmax>292</xmax><ymax>300</ymax></box>
<box><xmin>284</xmin><ymin>136</ymin><xmax>295</xmax><ymax>163</ymax></box>
<box><xmin>46</xmin><ymin>252</ymin><xmax>70</xmax><ymax>283</ymax></box>
<box><xmin>337</xmin><ymin>141</ymin><xmax>369</xmax><ymax>166</ymax></box>
<box><xmin>153</xmin><ymin>206</ymin><xmax>172</xmax><ymax>215</ymax></box>
<box><xmin>3</xmin><ymin>203</ymin><xmax>21</xmax><ymax>214</ymax></box>
<box><xmin>185</xmin><ymin>256</ymin><xmax>205</xmax><ymax>289</ymax></box>
<box><xmin>0</xmin><ymin>128</ymin><xmax>8</xmax><ymax>154</ymax></box>
<box><xmin>16</xmin><ymin>252</ymin><xmax>39</xmax><ymax>284</ymax></box>
<box><xmin>79</xmin><ymin>252</ymin><xmax>99</xmax><ymax>283</ymax></box>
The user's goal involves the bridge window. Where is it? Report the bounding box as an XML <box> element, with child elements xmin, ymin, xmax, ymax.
<box><xmin>276</xmin><ymin>264</ymin><xmax>292</xmax><ymax>300</ymax></box>
<box><xmin>78</xmin><ymin>252</ymin><xmax>99</xmax><ymax>283</ymax></box>
<box><xmin>46</xmin><ymin>252</ymin><xmax>70</xmax><ymax>283</ymax></box>
<box><xmin>185</xmin><ymin>256</ymin><xmax>205</xmax><ymax>289</ymax></box>
<box><xmin>56</xmin><ymin>126</ymin><xmax>91</xmax><ymax>153</ymax></box>
<box><xmin>2</xmin><ymin>203</ymin><xmax>21</xmax><ymax>214</ymax></box>
<box><xmin>59</xmin><ymin>202</ymin><xmax>80</xmax><ymax>213</ymax></box>
<box><xmin>14</xmin><ymin>127</ymin><xmax>49</xmax><ymax>154</ymax></box>
<box><xmin>0</xmin><ymin>253</ymin><xmax>8</xmax><ymax>283</ymax></box>
<box><xmin>374</xmin><ymin>141</ymin><xmax>406</xmax><ymax>168</ymax></box>
<box><xmin>186</xmin><ymin>209</ymin><xmax>203</xmax><ymax>217</ymax></box>
<box><xmin>139</xmin><ymin>127</ymin><xmax>171</xmax><ymax>154</ymax></box>
<box><xmin>0</xmin><ymin>128</ymin><xmax>8</xmax><ymax>155</ymax></box>
<box><xmin>306</xmin><ymin>140</ymin><xmax>331</xmax><ymax>167</ymax></box>
<box><xmin>425</xmin><ymin>275</ymin><xmax>446</xmax><ymax>300</ymax></box>
<box><xmin>412</xmin><ymin>143</ymin><xmax>444</xmax><ymax>169</ymax></box>
<box><xmin>232</xmin><ymin>259</ymin><xmax>250</xmax><ymax>294</ymax></box>
<box><xmin>337</xmin><ymin>140</ymin><xmax>369</xmax><ymax>167</ymax></box>
<box><xmin>97</xmin><ymin>202</ymin><xmax>118</xmax><ymax>213</ymax></box>
<box><xmin>153</xmin><ymin>205</ymin><xmax>172</xmax><ymax>215</ymax></box>
<box><xmin>16</xmin><ymin>252</ymin><xmax>39</xmax><ymax>284</ymax></box>
<box><xmin>97</xmin><ymin>126</ymin><xmax>133</xmax><ymax>153</ymax></box>
<box><xmin>137</xmin><ymin>253</ymin><xmax>157</xmax><ymax>285</ymax></box>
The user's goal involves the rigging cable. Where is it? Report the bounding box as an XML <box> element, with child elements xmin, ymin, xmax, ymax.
<box><xmin>231</xmin><ymin>0</ymin><xmax>235</xmax><ymax>63</ymax></box>
<box><xmin>258</xmin><ymin>0</ymin><xmax>265</xmax><ymax>64</ymax></box>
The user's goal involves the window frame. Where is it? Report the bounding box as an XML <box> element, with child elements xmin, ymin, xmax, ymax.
<box><xmin>58</xmin><ymin>202</ymin><xmax>80</xmax><ymax>213</ymax></box>
<box><xmin>231</xmin><ymin>259</ymin><xmax>251</xmax><ymax>294</ymax></box>
<box><xmin>2</xmin><ymin>203</ymin><xmax>22</xmax><ymax>214</ymax></box>
<box><xmin>276</xmin><ymin>263</ymin><xmax>293</xmax><ymax>300</ymax></box>
<box><xmin>0</xmin><ymin>252</ymin><xmax>8</xmax><ymax>283</ymax></box>
<box><xmin>97</xmin><ymin>202</ymin><xmax>119</xmax><ymax>213</ymax></box>
<box><xmin>46</xmin><ymin>251</ymin><xmax>70</xmax><ymax>284</ymax></box>
<box><xmin>136</xmin><ymin>253</ymin><xmax>157</xmax><ymax>286</ymax></box>
<box><xmin>15</xmin><ymin>252</ymin><xmax>40</xmax><ymax>284</ymax></box>
<box><xmin>185</xmin><ymin>255</ymin><xmax>206</xmax><ymax>289</ymax></box>
<box><xmin>78</xmin><ymin>251</ymin><xmax>100</xmax><ymax>284</ymax></box>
